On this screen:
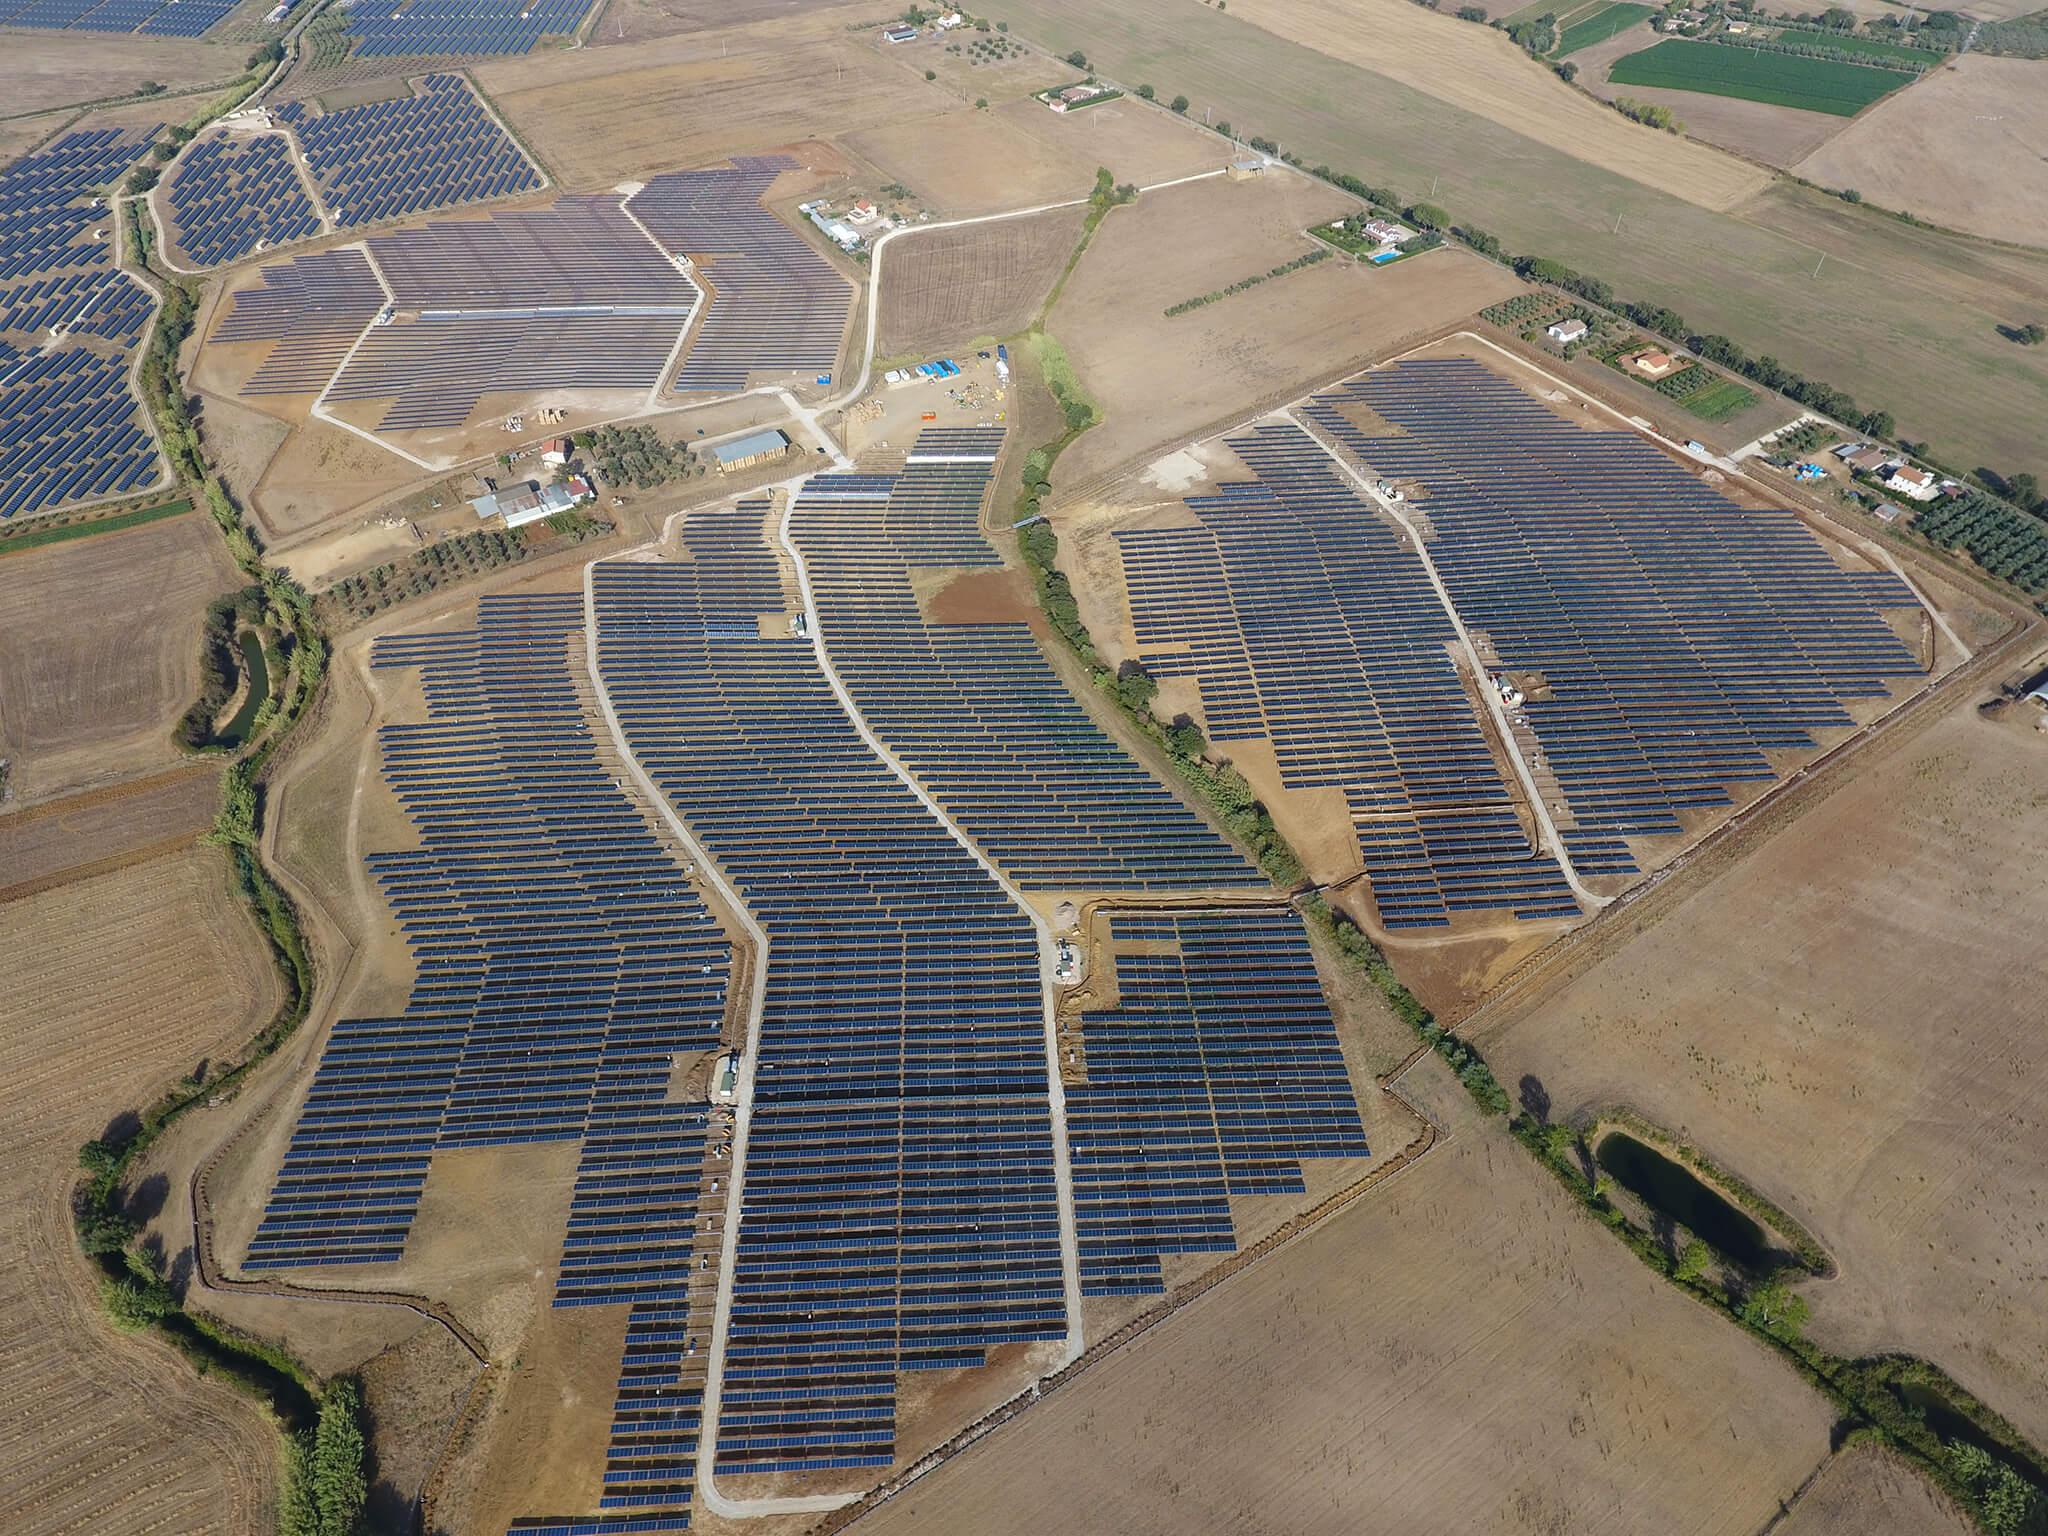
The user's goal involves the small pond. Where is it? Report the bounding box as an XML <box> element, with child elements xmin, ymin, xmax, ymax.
<box><xmin>218</xmin><ymin>630</ymin><xmax>269</xmax><ymax>746</ymax></box>
<box><xmin>1595</xmin><ymin>1131</ymin><xmax>1777</xmax><ymax>1270</ymax></box>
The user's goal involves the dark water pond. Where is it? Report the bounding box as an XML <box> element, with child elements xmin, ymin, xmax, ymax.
<box><xmin>1595</xmin><ymin>1131</ymin><xmax>1776</xmax><ymax>1269</ymax></box>
<box><xmin>219</xmin><ymin>630</ymin><xmax>269</xmax><ymax>746</ymax></box>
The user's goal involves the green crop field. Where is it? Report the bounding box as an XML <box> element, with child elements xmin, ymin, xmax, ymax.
<box><xmin>1681</xmin><ymin>377</ymin><xmax>1759</xmax><ymax>420</ymax></box>
<box><xmin>1607</xmin><ymin>39</ymin><xmax>1911</xmax><ymax>114</ymax></box>
<box><xmin>1766</xmin><ymin>28</ymin><xmax>1945</xmax><ymax>66</ymax></box>
<box><xmin>1557</xmin><ymin>3</ymin><xmax>1656</xmax><ymax>55</ymax></box>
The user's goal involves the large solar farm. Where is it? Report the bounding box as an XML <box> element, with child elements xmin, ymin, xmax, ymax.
<box><xmin>8</xmin><ymin>5</ymin><xmax>2048</xmax><ymax>1535</ymax></box>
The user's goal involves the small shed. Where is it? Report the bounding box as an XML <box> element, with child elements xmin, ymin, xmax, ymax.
<box><xmin>1547</xmin><ymin>318</ymin><xmax>1588</xmax><ymax>345</ymax></box>
<box><xmin>712</xmin><ymin>428</ymin><xmax>791</xmax><ymax>473</ymax></box>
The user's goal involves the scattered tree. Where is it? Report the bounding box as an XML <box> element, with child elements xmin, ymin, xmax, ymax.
<box><xmin>1066</xmin><ymin>47</ymin><xmax>1088</xmax><ymax>67</ymax></box>
<box><xmin>1136</xmin><ymin>82</ymin><xmax>1155</xmax><ymax>98</ymax></box>
<box><xmin>1738</xmin><ymin>1277</ymin><xmax>1810</xmax><ymax>1343</ymax></box>
<box><xmin>1674</xmin><ymin>1239</ymin><xmax>1712</xmax><ymax>1282</ymax></box>
<box><xmin>1170</xmin><ymin>93</ymin><xmax>1189</xmax><ymax>112</ymax></box>
<box><xmin>925</xmin><ymin>68</ymin><xmax>936</xmax><ymax>79</ymax></box>
<box><xmin>1457</xmin><ymin>4</ymin><xmax>1488</xmax><ymax>18</ymax></box>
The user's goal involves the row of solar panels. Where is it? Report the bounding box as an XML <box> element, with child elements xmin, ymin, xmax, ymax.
<box><xmin>0</xmin><ymin>0</ymin><xmax>235</xmax><ymax>35</ymax></box>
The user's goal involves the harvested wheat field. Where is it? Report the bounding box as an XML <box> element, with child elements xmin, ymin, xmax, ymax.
<box><xmin>849</xmin><ymin>1056</ymin><xmax>1830</xmax><ymax>1536</ymax></box>
<box><xmin>1485</xmin><ymin>692</ymin><xmax>2048</xmax><ymax>1444</ymax></box>
<box><xmin>848</xmin><ymin>108</ymin><xmax>1099</xmax><ymax>216</ymax></box>
<box><xmin>1223</xmin><ymin>0</ymin><xmax>1768</xmax><ymax>210</ymax></box>
<box><xmin>1792</xmin><ymin>56</ymin><xmax>2048</xmax><ymax>249</ymax></box>
<box><xmin>0</xmin><ymin>510</ymin><xmax>237</xmax><ymax>806</ymax></box>
<box><xmin>1048</xmin><ymin>174</ymin><xmax>1520</xmax><ymax>485</ymax></box>
<box><xmin>478</xmin><ymin>16</ymin><xmax>958</xmax><ymax>187</ymax></box>
<box><xmin>0</xmin><ymin>850</ymin><xmax>281</xmax><ymax>1535</ymax></box>
<box><xmin>878</xmin><ymin>206</ymin><xmax>1085</xmax><ymax>354</ymax></box>
<box><xmin>1777</xmin><ymin>1442</ymin><xmax>1973</xmax><ymax>1536</ymax></box>
<box><xmin>590</xmin><ymin>0</ymin><xmax>849</xmax><ymax>46</ymax></box>
<box><xmin>12</xmin><ymin>30</ymin><xmax>241</xmax><ymax>117</ymax></box>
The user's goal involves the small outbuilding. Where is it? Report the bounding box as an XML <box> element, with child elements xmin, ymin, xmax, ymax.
<box><xmin>1547</xmin><ymin>318</ymin><xmax>1588</xmax><ymax>345</ymax></box>
<box><xmin>712</xmin><ymin>428</ymin><xmax>792</xmax><ymax>473</ymax></box>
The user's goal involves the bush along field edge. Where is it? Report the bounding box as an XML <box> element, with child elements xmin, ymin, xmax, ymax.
<box><xmin>998</xmin><ymin>232</ymin><xmax>2048</xmax><ymax>1533</ymax></box>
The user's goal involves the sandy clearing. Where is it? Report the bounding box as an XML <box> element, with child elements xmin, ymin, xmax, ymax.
<box><xmin>1487</xmin><ymin>694</ymin><xmax>2048</xmax><ymax>1446</ymax></box>
<box><xmin>1792</xmin><ymin>55</ymin><xmax>2048</xmax><ymax>249</ymax></box>
<box><xmin>1227</xmin><ymin>0</ymin><xmax>1769</xmax><ymax>210</ymax></box>
<box><xmin>848</xmin><ymin>1055</ymin><xmax>1830</xmax><ymax>1536</ymax></box>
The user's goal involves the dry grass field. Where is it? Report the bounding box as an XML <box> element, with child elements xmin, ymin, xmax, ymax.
<box><xmin>0</xmin><ymin>850</ymin><xmax>280</xmax><ymax>1536</ymax></box>
<box><xmin>589</xmin><ymin>0</ymin><xmax>850</xmax><ymax>46</ymax></box>
<box><xmin>0</xmin><ymin>511</ymin><xmax>237</xmax><ymax>806</ymax></box>
<box><xmin>1228</xmin><ymin>0</ymin><xmax>1769</xmax><ymax>211</ymax></box>
<box><xmin>477</xmin><ymin>15</ymin><xmax>959</xmax><ymax>187</ymax></box>
<box><xmin>991</xmin><ymin>0</ymin><xmax>2048</xmax><ymax>483</ymax></box>
<box><xmin>848</xmin><ymin>108</ymin><xmax>1096</xmax><ymax>216</ymax></box>
<box><xmin>1048</xmin><ymin>174</ymin><xmax>1521</xmax><ymax>485</ymax></box>
<box><xmin>1485</xmin><ymin>693</ymin><xmax>2048</xmax><ymax>1445</ymax></box>
<box><xmin>10</xmin><ymin>30</ymin><xmax>242</xmax><ymax>117</ymax></box>
<box><xmin>877</xmin><ymin>206</ymin><xmax>1084</xmax><ymax>354</ymax></box>
<box><xmin>248</xmin><ymin>418</ymin><xmax>419</xmax><ymax>538</ymax></box>
<box><xmin>848</xmin><ymin>1056</ymin><xmax>1830</xmax><ymax>1536</ymax></box>
<box><xmin>1792</xmin><ymin>56</ymin><xmax>2048</xmax><ymax>249</ymax></box>
<box><xmin>1778</xmin><ymin>1444</ymin><xmax>1973</xmax><ymax>1535</ymax></box>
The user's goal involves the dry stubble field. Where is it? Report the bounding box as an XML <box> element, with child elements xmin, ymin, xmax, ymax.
<box><xmin>9</xmin><ymin>29</ymin><xmax>243</xmax><ymax>117</ymax></box>
<box><xmin>0</xmin><ymin>511</ymin><xmax>237</xmax><ymax>805</ymax></box>
<box><xmin>1778</xmin><ymin>1442</ymin><xmax>1973</xmax><ymax>1535</ymax></box>
<box><xmin>0</xmin><ymin>850</ymin><xmax>281</xmax><ymax>1536</ymax></box>
<box><xmin>1486</xmin><ymin>691</ymin><xmax>2048</xmax><ymax>1445</ymax></box>
<box><xmin>1048</xmin><ymin>174</ymin><xmax>1521</xmax><ymax>485</ymax></box>
<box><xmin>877</xmin><ymin>206</ymin><xmax>1084</xmax><ymax>355</ymax></box>
<box><xmin>477</xmin><ymin>14</ymin><xmax>960</xmax><ymax>186</ymax></box>
<box><xmin>1791</xmin><ymin>55</ymin><xmax>2048</xmax><ymax>249</ymax></box>
<box><xmin>848</xmin><ymin>1055</ymin><xmax>1830</xmax><ymax>1536</ymax></box>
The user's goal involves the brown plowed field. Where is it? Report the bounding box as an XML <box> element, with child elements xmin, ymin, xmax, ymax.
<box><xmin>877</xmin><ymin>207</ymin><xmax>1085</xmax><ymax>355</ymax></box>
<box><xmin>0</xmin><ymin>765</ymin><xmax>218</xmax><ymax>900</ymax></box>
<box><xmin>1486</xmin><ymin>693</ymin><xmax>2048</xmax><ymax>1445</ymax></box>
<box><xmin>0</xmin><ymin>510</ymin><xmax>237</xmax><ymax>806</ymax></box>
<box><xmin>847</xmin><ymin>1056</ymin><xmax>1831</xmax><ymax>1536</ymax></box>
<box><xmin>0</xmin><ymin>850</ymin><xmax>281</xmax><ymax>1536</ymax></box>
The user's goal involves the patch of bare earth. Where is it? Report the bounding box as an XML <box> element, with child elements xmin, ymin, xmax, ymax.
<box><xmin>877</xmin><ymin>206</ymin><xmax>1085</xmax><ymax>355</ymax></box>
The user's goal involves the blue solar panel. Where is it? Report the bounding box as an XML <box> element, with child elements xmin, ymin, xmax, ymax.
<box><xmin>0</xmin><ymin>128</ymin><xmax>163</xmax><ymax>519</ymax></box>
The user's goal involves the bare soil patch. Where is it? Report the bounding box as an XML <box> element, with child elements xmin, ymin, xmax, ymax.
<box><xmin>0</xmin><ymin>765</ymin><xmax>217</xmax><ymax>897</ymax></box>
<box><xmin>478</xmin><ymin>15</ymin><xmax>959</xmax><ymax>187</ymax></box>
<box><xmin>878</xmin><ymin>206</ymin><xmax>1084</xmax><ymax>355</ymax></box>
<box><xmin>250</xmin><ymin>418</ymin><xmax>418</xmax><ymax>539</ymax></box>
<box><xmin>1486</xmin><ymin>692</ymin><xmax>2048</xmax><ymax>1445</ymax></box>
<box><xmin>0</xmin><ymin>510</ymin><xmax>237</xmax><ymax>807</ymax></box>
<box><xmin>1778</xmin><ymin>1443</ymin><xmax>1973</xmax><ymax>1536</ymax></box>
<box><xmin>1792</xmin><ymin>56</ymin><xmax>2048</xmax><ymax>249</ymax></box>
<box><xmin>1011</xmin><ymin>95</ymin><xmax>1233</xmax><ymax>190</ymax></box>
<box><xmin>1228</xmin><ymin>0</ymin><xmax>1770</xmax><ymax>211</ymax></box>
<box><xmin>848</xmin><ymin>107</ymin><xmax>1093</xmax><ymax>216</ymax></box>
<box><xmin>588</xmin><ymin>0</ymin><xmax>853</xmax><ymax>46</ymax></box>
<box><xmin>1048</xmin><ymin>174</ymin><xmax>1520</xmax><ymax>486</ymax></box>
<box><xmin>8</xmin><ymin>30</ymin><xmax>241</xmax><ymax>117</ymax></box>
<box><xmin>849</xmin><ymin>1055</ymin><xmax>1830</xmax><ymax>1536</ymax></box>
<box><xmin>0</xmin><ymin>849</ymin><xmax>281</xmax><ymax>1536</ymax></box>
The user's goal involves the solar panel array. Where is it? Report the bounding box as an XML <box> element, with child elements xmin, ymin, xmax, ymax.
<box><xmin>211</xmin><ymin>246</ymin><xmax>386</xmax><ymax>394</ymax></box>
<box><xmin>1118</xmin><ymin>358</ymin><xmax>1923</xmax><ymax>929</ymax></box>
<box><xmin>213</xmin><ymin>195</ymin><xmax>697</xmax><ymax>426</ymax></box>
<box><xmin>1068</xmin><ymin>909</ymin><xmax>1368</xmax><ymax>1296</ymax></box>
<box><xmin>0</xmin><ymin>0</ymin><xmax>236</xmax><ymax>35</ymax></box>
<box><xmin>340</xmin><ymin>0</ymin><xmax>592</xmax><ymax>58</ymax></box>
<box><xmin>280</xmin><ymin>75</ymin><xmax>542</xmax><ymax>229</ymax></box>
<box><xmin>592</xmin><ymin>501</ymin><xmax>1069</xmax><ymax>1480</ymax></box>
<box><xmin>1118</xmin><ymin>420</ymin><xmax>1583</xmax><ymax>929</ymax></box>
<box><xmin>246</xmin><ymin>593</ymin><xmax>730</xmax><ymax>1275</ymax></box>
<box><xmin>628</xmin><ymin>157</ymin><xmax>852</xmax><ymax>393</ymax></box>
<box><xmin>790</xmin><ymin>428</ymin><xmax>1258</xmax><ymax>890</ymax></box>
<box><xmin>1305</xmin><ymin>359</ymin><xmax>1922</xmax><ymax>836</ymax></box>
<box><xmin>162</xmin><ymin>134</ymin><xmax>322</xmax><ymax>268</ymax></box>
<box><xmin>1</xmin><ymin>129</ymin><xmax>163</xmax><ymax>518</ymax></box>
